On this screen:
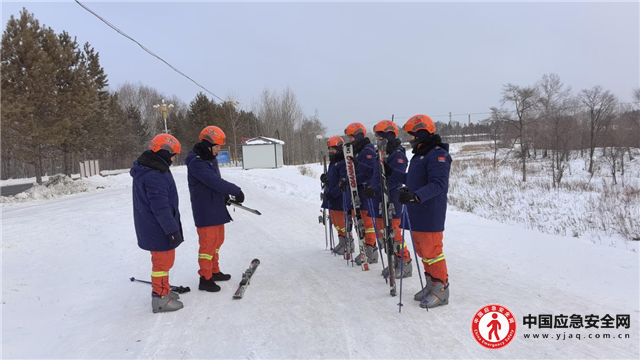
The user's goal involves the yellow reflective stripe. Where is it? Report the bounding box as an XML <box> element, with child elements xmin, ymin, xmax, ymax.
<box><xmin>199</xmin><ymin>253</ymin><xmax>213</xmax><ymax>260</ymax></box>
<box><xmin>424</xmin><ymin>253</ymin><xmax>445</xmax><ymax>265</ymax></box>
<box><xmin>151</xmin><ymin>271</ymin><xmax>168</xmax><ymax>277</ymax></box>
<box><xmin>215</xmin><ymin>249</ymin><xmax>220</xmax><ymax>254</ymax></box>
<box><xmin>365</xmin><ymin>228</ymin><xmax>375</xmax><ymax>233</ymax></box>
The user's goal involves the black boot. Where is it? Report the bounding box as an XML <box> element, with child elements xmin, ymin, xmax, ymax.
<box><xmin>211</xmin><ymin>272</ymin><xmax>231</xmax><ymax>281</ymax></box>
<box><xmin>199</xmin><ymin>276</ymin><xmax>221</xmax><ymax>292</ymax></box>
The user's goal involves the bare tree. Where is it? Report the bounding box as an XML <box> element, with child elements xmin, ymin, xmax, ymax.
<box><xmin>501</xmin><ymin>83</ymin><xmax>540</xmax><ymax>181</ymax></box>
<box><xmin>253</xmin><ymin>87</ymin><xmax>306</xmax><ymax>165</ymax></box>
<box><xmin>536</xmin><ymin>74</ymin><xmax>576</xmax><ymax>187</ymax></box>
<box><xmin>222</xmin><ymin>92</ymin><xmax>242</xmax><ymax>163</ymax></box>
<box><xmin>578</xmin><ymin>86</ymin><xmax>618</xmax><ymax>174</ymax></box>
<box><xmin>486</xmin><ymin>107</ymin><xmax>507</xmax><ymax>168</ymax></box>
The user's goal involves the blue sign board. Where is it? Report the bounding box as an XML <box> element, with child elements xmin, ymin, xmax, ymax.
<box><xmin>217</xmin><ymin>151</ymin><xmax>230</xmax><ymax>163</ymax></box>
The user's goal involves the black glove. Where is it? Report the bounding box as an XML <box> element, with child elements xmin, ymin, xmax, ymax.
<box><xmin>363</xmin><ymin>186</ymin><xmax>378</xmax><ymax>199</ymax></box>
<box><xmin>323</xmin><ymin>192</ymin><xmax>334</xmax><ymax>202</ymax></box>
<box><xmin>383</xmin><ymin>161</ymin><xmax>394</xmax><ymax>176</ymax></box>
<box><xmin>167</xmin><ymin>230</ymin><xmax>184</xmax><ymax>246</ymax></box>
<box><xmin>348</xmin><ymin>156</ymin><xmax>359</xmax><ymax>167</ymax></box>
<box><xmin>339</xmin><ymin>178</ymin><xmax>348</xmax><ymax>191</ymax></box>
<box><xmin>398</xmin><ymin>189</ymin><xmax>420</xmax><ymax>204</ymax></box>
<box><xmin>233</xmin><ymin>190</ymin><xmax>245</xmax><ymax>204</ymax></box>
<box><xmin>320</xmin><ymin>173</ymin><xmax>328</xmax><ymax>185</ymax></box>
<box><xmin>224</xmin><ymin>194</ymin><xmax>230</xmax><ymax>204</ymax></box>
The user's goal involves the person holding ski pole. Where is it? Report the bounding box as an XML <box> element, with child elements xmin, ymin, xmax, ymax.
<box><xmin>131</xmin><ymin>134</ymin><xmax>185</xmax><ymax>313</ymax></box>
<box><xmin>185</xmin><ymin>126</ymin><xmax>245</xmax><ymax>293</ymax></box>
<box><xmin>321</xmin><ymin>136</ymin><xmax>352</xmax><ymax>255</ymax></box>
<box><xmin>343</xmin><ymin>122</ymin><xmax>379</xmax><ymax>265</ymax></box>
<box><xmin>397</xmin><ymin>114</ymin><xmax>452</xmax><ymax>308</ymax></box>
<box><xmin>361</xmin><ymin>120</ymin><xmax>412</xmax><ymax>278</ymax></box>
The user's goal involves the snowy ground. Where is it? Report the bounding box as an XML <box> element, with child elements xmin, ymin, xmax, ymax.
<box><xmin>445</xmin><ymin>142</ymin><xmax>640</xmax><ymax>251</ymax></box>
<box><xmin>2</xmin><ymin>158</ymin><xmax>639</xmax><ymax>359</ymax></box>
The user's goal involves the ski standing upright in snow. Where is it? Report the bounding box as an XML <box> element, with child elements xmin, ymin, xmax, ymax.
<box><xmin>233</xmin><ymin>258</ymin><xmax>260</xmax><ymax>299</ymax></box>
<box><xmin>319</xmin><ymin>151</ymin><xmax>330</xmax><ymax>250</ymax></box>
<box><xmin>377</xmin><ymin>138</ymin><xmax>397</xmax><ymax>296</ymax></box>
<box><xmin>344</xmin><ymin>143</ymin><xmax>369</xmax><ymax>271</ymax></box>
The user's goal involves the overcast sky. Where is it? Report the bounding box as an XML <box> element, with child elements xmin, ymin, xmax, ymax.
<box><xmin>2</xmin><ymin>1</ymin><xmax>638</xmax><ymax>135</ymax></box>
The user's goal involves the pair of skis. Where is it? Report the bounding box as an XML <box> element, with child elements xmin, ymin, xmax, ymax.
<box><xmin>318</xmin><ymin>152</ymin><xmax>331</xmax><ymax>250</ymax></box>
<box><xmin>343</xmin><ymin>139</ymin><xmax>398</xmax><ymax>296</ymax></box>
<box><xmin>343</xmin><ymin>143</ymin><xmax>369</xmax><ymax>271</ymax></box>
<box><xmin>130</xmin><ymin>258</ymin><xmax>261</xmax><ymax>299</ymax></box>
<box><xmin>376</xmin><ymin>139</ymin><xmax>398</xmax><ymax>297</ymax></box>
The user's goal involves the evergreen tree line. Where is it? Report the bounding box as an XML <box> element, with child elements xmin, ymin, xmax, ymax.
<box><xmin>1</xmin><ymin>9</ymin><xmax>327</xmax><ymax>182</ymax></box>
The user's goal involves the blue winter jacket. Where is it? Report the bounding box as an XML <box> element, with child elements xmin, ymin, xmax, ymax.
<box><xmin>350</xmin><ymin>139</ymin><xmax>377</xmax><ymax>212</ymax></box>
<box><xmin>321</xmin><ymin>154</ymin><xmax>352</xmax><ymax>211</ymax></box>
<box><xmin>367</xmin><ymin>142</ymin><xmax>408</xmax><ymax>220</ymax></box>
<box><xmin>184</xmin><ymin>146</ymin><xmax>242</xmax><ymax>228</ymax></box>
<box><xmin>401</xmin><ymin>143</ymin><xmax>452</xmax><ymax>232</ymax></box>
<box><xmin>131</xmin><ymin>151</ymin><xmax>183</xmax><ymax>252</ymax></box>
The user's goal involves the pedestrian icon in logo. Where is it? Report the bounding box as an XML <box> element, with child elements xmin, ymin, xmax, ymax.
<box><xmin>471</xmin><ymin>304</ymin><xmax>517</xmax><ymax>350</ymax></box>
<box><xmin>488</xmin><ymin>313</ymin><xmax>502</xmax><ymax>341</ymax></box>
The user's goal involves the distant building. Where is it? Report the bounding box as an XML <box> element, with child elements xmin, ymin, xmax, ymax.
<box><xmin>241</xmin><ymin>137</ymin><xmax>285</xmax><ymax>170</ymax></box>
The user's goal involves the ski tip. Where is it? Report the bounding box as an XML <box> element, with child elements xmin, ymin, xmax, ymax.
<box><xmin>251</xmin><ymin>258</ymin><xmax>260</xmax><ymax>264</ymax></box>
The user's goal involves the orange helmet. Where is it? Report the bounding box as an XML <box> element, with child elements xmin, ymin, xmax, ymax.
<box><xmin>149</xmin><ymin>134</ymin><xmax>181</xmax><ymax>154</ymax></box>
<box><xmin>344</xmin><ymin>122</ymin><xmax>367</xmax><ymax>137</ymax></box>
<box><xmin>403</xmin><ymin>114</ymin><xmax>436</xmax><ymax>134</ymax></box>
<box><xmin>327</xmin><ymin>135</ymin><xmax>344</xmax><ymax>148</ymax></box>
<box><xmin>200</xmin><ymin>126</ymin><xmax>226</xmax><ymax>145</ymax></box>
<box><xmin>373</xmin><ymin>120</ymin><xmax>398</xmax><ymax>136</ymax></box>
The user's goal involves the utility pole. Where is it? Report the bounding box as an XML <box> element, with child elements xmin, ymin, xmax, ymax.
<box><xmin>449</xmin><ymin>111</ymin><xmax>452</xmax><ymax>125</ymax></box>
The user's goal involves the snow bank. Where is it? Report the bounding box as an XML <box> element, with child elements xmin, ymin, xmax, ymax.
<box><xmin>0</xmin><ymin>174</ymin><xmax>92</xmax><ymax>203</ymax></box>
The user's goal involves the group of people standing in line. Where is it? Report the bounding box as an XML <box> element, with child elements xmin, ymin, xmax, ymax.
<box><xmin>321</xmin><ymin>114</ymin><xmax>452</xmax><ymax>309</ymax></box>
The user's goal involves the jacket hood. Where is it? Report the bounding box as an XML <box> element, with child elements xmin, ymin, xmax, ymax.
<box><xmin>184</xmin><ymin>149</ymin><xmax>198</xmax><ymax>166</ymax></box>
<box><xmin>130</xmin><ymin>151</ymin><xmax>169</xmax><ymax>178</ymax></box>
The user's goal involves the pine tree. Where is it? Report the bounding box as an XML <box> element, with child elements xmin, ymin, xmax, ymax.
<box><xmin>127</xmin><ymin>105</ymin><xmax>149</xmax><ymax>153</ymax></box>
<box><xmin>1</xmin><ymin>9</ymin><xmax>61</xmax><ymax>183</ymax></box>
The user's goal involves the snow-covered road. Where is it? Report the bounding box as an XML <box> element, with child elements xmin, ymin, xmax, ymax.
<box><xmin>2</xmin><ymin>165</ymin><xmax>638</xmax><ymax>359</ymax></box>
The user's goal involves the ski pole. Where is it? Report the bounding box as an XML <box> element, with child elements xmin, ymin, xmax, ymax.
<box><xmin>327</xmin><ymin>200</ymin><xmax>335</xmax><ymax>253</ymax></box>
<box><xmin>342</xmin><ymin>194</ymin><xmax>351</xmax><ymax>264</ymax></box>
<box><xmin>398</xmin><ymin>205</ymin><xmax>406</xmax><ymax>313</ymax></box>
<box><xmin>367</xmin><ymin>198</ymin><xmax>387</xmax><ymax>282</ymax></box>
<box><xmin>402</xmin><ymin>205</ymin><xmax>428</xmax><ymax>312</ymax></box>
<box><xmin>129</xmin><ymin>277</ymin><xmax>191</xmax><ymax>294</ymax></box>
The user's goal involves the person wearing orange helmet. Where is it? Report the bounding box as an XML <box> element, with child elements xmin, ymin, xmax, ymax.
<box><xmin>361</xmin><ymin>120</ymin><xmax>413</xmax><ymax>278</ymax></box>
<box><xmin>320</xmin><ymin>135</ymin><xmax>353</xmax><ymax>255</ymax></box>
<box><xmin>343</xmin><ymin>122</ymin><xmax>379</xmax><ymax>265</ymax></box>
<box><xmin>131</xmin><ymin>133</ymin><xmax>185</xmax><ymax>313</ymax></box>
<box><xmin>398</xmin><ymin>114</ymin><xmax>452</xmax><ymax>309</ymax></box>
<box><xmin>184</xmin><ymin>126</ymin><xmax>245</xmax><ymax>293</ymax></box>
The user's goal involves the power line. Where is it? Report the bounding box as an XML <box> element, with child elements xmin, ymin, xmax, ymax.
<box><xmin>74</xmin><ymin>0</ymin><xmax>225</xmax><ymax>103</ymax></box>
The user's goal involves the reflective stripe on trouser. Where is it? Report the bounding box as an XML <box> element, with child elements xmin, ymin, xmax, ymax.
<box><xmin>329</xmin><ymin>209</ymin><xmax>346</xmax><ymax>236</ymax></box>
<box><xmin>375</xmin><ymin>217</ymin><xmax>411</xmax><ymax>261</ymax></box>
<box><xmin>150</xmin><ymin>249</ymin><xmax>175</xmax><ymax>295</ymax></box>
<box><xmin>197</xmin><ymin>225</ymin><xmax>225</xmax><ymax>278</ymax></box>
<box><xmin>357</xmin><ymin>210</ymin><xmax>377</xmax><ymax>247</ymax></box>
<box><xmin>412</xmin><ymin>231</ymin><xmax>448</xmax><ymax>284</ymax></box>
